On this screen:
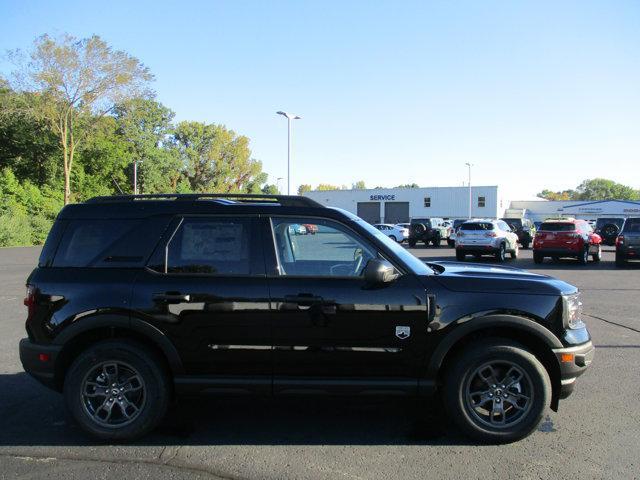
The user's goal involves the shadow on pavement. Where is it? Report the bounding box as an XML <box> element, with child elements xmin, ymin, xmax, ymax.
<box><xmin>0</xmin><ymin>372</ymin><xmax>472</xmax><ymax>447</ymax></box>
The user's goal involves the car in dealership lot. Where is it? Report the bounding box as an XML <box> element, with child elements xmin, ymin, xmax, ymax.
<box><xmin>594</xmin><ymin>217</ymin><xmax>626</xmax><ymax>246</ymax></box>
<box><xmin>289</xmin><ymin>223</ymin><xmax>307</xmax><ymax>235</ymax></box>
<box><xmin>408</xmin><ymin>217</ymin><xmax>449</xmax><ymax>247</ymax></box>
<box><xmin>373</xmin><ymin>223</ymin><xmax>408</xmax><ymax>242</ymax></box>
<box><xmin>302</xmin><ymin>223</ymin><xmax>318</xmax><ymax>235</ymax></box>
<box><xmin>447</xmin><ymin>219</ymin><xmax>467</xmax><ymax>248</ymax></box>
<box><xmin>455</xmin><ymin>219</ymin><xmax>519</xmax><ymax>262</ymax></box>
<box><xmin>19</xmin><ymin>193</ymin><xmax>593</xmax><ymax>443</ymax></box>
<box><xmin>615</xmin><ymin>217</ymin><xmax>640</xmax><ymax>267</ymax></box>
<box><xmin>501</xmin><ymin>217</ymin><xmax>536</xmax><ymax>249</ymax></box>
<box><xmin>533</xmin><ymin>218</ymin><xmax>602</xmax><ymax>265</ymax></box>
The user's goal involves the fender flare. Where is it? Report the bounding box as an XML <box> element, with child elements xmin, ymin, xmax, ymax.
<box><xmin>53</xmin><ymin>312</ymin><xmax>185</xmax><ymax>375</ymax></box>
<box><xmin>426</xmin><ymin>314</ymin><xmax>562</xmax><ymax>378</ymax></box>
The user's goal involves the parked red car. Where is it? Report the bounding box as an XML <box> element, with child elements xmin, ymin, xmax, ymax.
<box><xmin>302</xmin><ymin>223</ymin><xmax>318</xmax><ymax>235</ymax></box>
<box><xmin>533</xmin><ymin>218</ymin><xmax>602</xmax><ymax>265</ymax></box>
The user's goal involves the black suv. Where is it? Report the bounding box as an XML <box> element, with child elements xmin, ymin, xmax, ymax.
<box><xmin>20</xmin><ymin>194</ymin><xmax>594</xmax><ymax>443</ymax></box>
<box><xmin>615</xmin><ymin>217</ymin><xmax>640</xmax><ymax>267</ymax></box>
<box><xmin>595</xmin><ymin>217</ymin><xmax>625</xmax><ymax>246</ymax></box>
<box><xmin>408</xmin><ymin>218</ymin><xmax>444</xmax><ymax>248</ymax></box>
<box><xmin>501</xmin><ymin>218</ymin><xmax>536</xmax><ymax>249</ymax></box>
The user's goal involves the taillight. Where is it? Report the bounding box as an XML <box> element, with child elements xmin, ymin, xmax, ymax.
<box><xmin>24</xmin><ymin>285</ymin><xmax>36</xmax><ymax>319</ymax></box>
<box><xmin>616</xmin><ymin>235</ymin><xmax>625</xmax><ymax>247</ymax></box>
<box><xmin>485</xmin><ymin>232</ymin><xmax>497</xmax><ymax>237</ymax></box>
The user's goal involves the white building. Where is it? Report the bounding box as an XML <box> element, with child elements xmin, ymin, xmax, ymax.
<box><xmin>304</xmin><ymin>186</ymin><xmax>507</xmax><ymax>224</ymax></box>
<box><xmin>509</xmin><ymin>199</ymin><xmax>640</xmax><ymax>222</ymax></box>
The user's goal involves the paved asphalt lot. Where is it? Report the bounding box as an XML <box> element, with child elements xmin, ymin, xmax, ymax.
<box><xmin>1</xmin><ymin>245</ymin><xmax>639</xmax><ymax>480</ymax></box>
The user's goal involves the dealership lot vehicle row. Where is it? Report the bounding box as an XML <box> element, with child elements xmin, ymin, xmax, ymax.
<box><xmin>0</xmin><ymin>243</ymin><xmax>639</xmax><ymax>479</ymax></box>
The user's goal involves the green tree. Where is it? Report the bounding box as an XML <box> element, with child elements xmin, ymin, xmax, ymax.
<box><xmin>352</xmin><ymin>180</ymin><xmax>366</xmax><ymax>189</ymax></box>
<box><xmin>316</xmin><ymin>184</ymin><xmax>342</xmax><ymax>191</ymax></box>
<box><xmin>297</xmin><ymin>184</ymin><xmax>312</xmax><ymax>195</ymax></box>
<box><xmin>172</xmin><ymin>121</ymin><xmax>265</xmax><ymax>193</ymax></box>
<box><xmin>8</xmin><ymin>33</ymin><xmax>153</xmax><ymax>204</ymax></box>
<box><xmin>575</xmin><ymin>178</ymin><xmax>639</xmax><ymax>201</ymax></box>
<box><xmin>261</xmin><ymin>183</ymin><xmax>280</xmax><ymax>195</ymax></box>
<box><xmin>395</xmin><ymin>183</ymin><xmax>420</xmax><ymax>188</ymax></box>
<box><xmin>536</xmin><ymin>189</ymin><xmax>576</xmax><ymax>201</ymax></box>
<box><xmin>114</xmin><ymin>98</ymin><xmax>180</xmax><ymax>193</ymax></box>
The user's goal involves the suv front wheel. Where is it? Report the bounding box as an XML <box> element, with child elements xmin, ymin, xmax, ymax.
<box><xmin>443</xmin><ymin>339</ymin><xmax>551</xmax><ymax>443</ymax></box>
<box><xmin>64</xmin><ymin>339</ymin><xmax>170</xmax><ymax>441</ymax></box>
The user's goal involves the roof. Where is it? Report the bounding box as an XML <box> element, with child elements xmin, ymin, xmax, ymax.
<box><xmin>58</xmin><ymin>194</ymin><xmax>328</xmax><ymax>220</ymax></box>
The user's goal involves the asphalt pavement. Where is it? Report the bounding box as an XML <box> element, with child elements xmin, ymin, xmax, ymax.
<box><xmin>0</xmin><ymin>245</ymin><xmax>638</xmax><ymax>480</ymax></box>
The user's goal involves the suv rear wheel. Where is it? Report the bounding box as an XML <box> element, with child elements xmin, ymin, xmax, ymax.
<box><xmin>495</xmin><ymin>243</ymin><xmax>506</xmax><ymax>262</ymax></box>
<box><xmin>510</xmin><ymin>244</ymin><xmax>519</xmax><ymax>260</ymax></box>
<box><xmin>64</xmin><ymin>339</ymin><xmax>170</xmax><ymax>441</ymax></box>
<box><xmin>443</xmin><ymin>339</ymin><xmax>551</xmax><ymax>443</ymax></box>
<box><xmin>578</xmin><ymin>246</ymin><xmax>589</xmax><ymax>265</ymax></box>
<box><xmin>533</xmin><ymin>252</ymin><xmax>543</xmax><ymax>264</ymax></box>
<box><xmin>592</xmin><ymin>245</ymin><xmax>602</xmax><ymax>262</ymax></box>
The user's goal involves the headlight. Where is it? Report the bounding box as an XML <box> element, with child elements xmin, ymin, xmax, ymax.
<box><xmin>563</xmin><ymin>293</ymin><xmax>585</xmax><ymax>329</ymax></box>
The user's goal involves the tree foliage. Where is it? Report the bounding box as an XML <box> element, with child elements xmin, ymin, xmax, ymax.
<box><xmin>0</xmin><ymin>33</ymin><xmax>276</xmax><ymax>245</ymax></box>
<box><xmin>7</xmin><ymin>33</ymin><xmax>153</xmax><ymax>204</ymax></box>
<box><xmin>537</xmin><ymin>179</ymin><xmax>639</xmax><ymax>201</ymax></box>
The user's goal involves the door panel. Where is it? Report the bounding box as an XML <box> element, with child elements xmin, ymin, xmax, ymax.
<box><xmin>130</xmin><ymin>215</ymin><xmax>271</xmax><ymax>377</ymax></box>
<box><xmin>265</xmin><ymin>216</ymin><xmax>429</xmax><ymax>392</ymax></box>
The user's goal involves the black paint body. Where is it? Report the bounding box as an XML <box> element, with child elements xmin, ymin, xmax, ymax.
<box><xmin>20</xmin><ymin>196</ymin><xmax>593</xmax><ymax>407</ymax></box>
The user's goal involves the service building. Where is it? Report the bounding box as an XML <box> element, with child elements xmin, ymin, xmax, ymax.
<box><xmin>304</xmin><ymin>186</ymin><xmax>507</xmax><ymax>224</ymax></box>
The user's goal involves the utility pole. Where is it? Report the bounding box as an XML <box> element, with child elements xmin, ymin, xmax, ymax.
<box><xmin>276</xmin><ymin>111</ymin><xmax>301</xmax><ymax>195</ymax></box>
<box><xmin>465</xmin><ymin>163</ymin><xmax>473</xmax><ymax>219</ymax></box>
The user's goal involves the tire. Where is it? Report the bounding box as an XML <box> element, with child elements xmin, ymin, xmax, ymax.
<box><xmin>615</xmin><ymin>253</ymin><xmax>626</xmax><ymax>267</ymax></box>
<box><xmin>64</xmin><ymin>339</ymin><xmax>170</xmax><ymax>441</ymax></box>
<box><xmin>521</xmin><ymin>242</ymin><xmax>530</xmax><ymax>250</ymax></box>
<box><xmin>443</xmin><ymin>339</ymin><xmax>551</xmax><ymax>443</ymax></box>
<box><xmin>408</xmin><ymin>239</ymin><xmax>417</xmax><ymax>248</ymax></box>
<box><xmin>432</xmin><ymin>233</ymin><xmax>441</xmax><ymax>248</ymax></box>
<box><xmin>495</xmin><ymin>243</ymin><xmax>506</xmax><ymax>262</ymax></box>
<box><xmin>456</xmin><ymin>250</ymin><xmax>466</xmax><ymax>261</ymax></box>
<box><xmin>601</xmin><ymin>224</ymin><xmax>619</xmax><ymax>245</ymax></box>
<box><xmin>510</xmin><ymin>243</ymin><xmax>519</xmax><ymax>260</ymax></box>
<box><xmin>592</xmin><ymin>245</ymin><xmax>601</xmax><ymax>262</ymax></box>
<box><xmin>389</xmin><ymin>235</ymin><xmax>397</xmax><ymax>242</ymax></box>
<box><xmin>578</xmin><ymin>247</ymin><xmax>589</xmax><ymax>265</ymax></box>
<box><xmin>447</xmin><ymin>239</ymin><xmax>455</xmax><ymax>248</ymax></box>
<box><xmin>533</xmin><ymin>252</ymin><xmax>543</xmax><ymax>264</ymax></box>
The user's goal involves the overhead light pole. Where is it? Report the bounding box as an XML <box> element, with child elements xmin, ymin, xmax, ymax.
<box><xmin>276</xmin><ymin>111</ymin><xmax>301</xmax><ymax>195</ymax></box>
<box><xmin>465</xmin><ymin>162</ymin><xmax>473</xmax><ymax>219</ymax></box>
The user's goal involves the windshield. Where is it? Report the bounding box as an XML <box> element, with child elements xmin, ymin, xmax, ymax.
<box><xmin>539</xmin><ymin>222</ymin><xmax>576</xmax><ymax>232</ymax></box>
<box><xmin>332</xmin><ymin>208</ymin><xmax>432</xmax><ymax>275</ymax></box>
<box><xmin>461</xmin><ymin>222</ymin><xmax>494</xmax><ymax>231</ymax></box>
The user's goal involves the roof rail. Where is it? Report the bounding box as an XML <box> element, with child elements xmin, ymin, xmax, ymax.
<box><xmin>85</xmin><ymin>193</ymin><xmax>324</xmax><ymax>208</ymax></box>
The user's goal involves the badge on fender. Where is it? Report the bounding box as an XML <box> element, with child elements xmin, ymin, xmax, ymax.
<box><xmin>395</xmin><ymin>326</ymin><xmax>410</xmax><ymax>340</ymax></box>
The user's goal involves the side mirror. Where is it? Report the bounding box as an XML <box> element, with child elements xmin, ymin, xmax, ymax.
<box><xmin>363</xmin><ymin>258</ymin><xmax>399</xmax><ymax>284</ymax></box>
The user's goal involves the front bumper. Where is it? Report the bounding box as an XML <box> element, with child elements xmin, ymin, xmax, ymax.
<box><xmin>19</xmin><ymin>338</ymin><xmax>62</xmax><ymax>391</ymax></box>
<box><xmin>553</xmin><ymin>340</ymin><xmax>594</xmax><ymax>399</ymax></box>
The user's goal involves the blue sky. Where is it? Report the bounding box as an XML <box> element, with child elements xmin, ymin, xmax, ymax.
<box><xmin>1</xmin><ymin>0</ymin><xmax>639</xmax><ymax>199</ymax></box>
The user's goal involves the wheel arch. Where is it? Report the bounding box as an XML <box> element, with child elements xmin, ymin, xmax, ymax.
<box><xmin>428</xmin><ymin>315</ymin><xmax>563</xmax><ymax>411</ymax></box>
<box><xmin>52</xmin><ymin>313</ymin><xmax>184</xmax><ymax>390</ymax></box>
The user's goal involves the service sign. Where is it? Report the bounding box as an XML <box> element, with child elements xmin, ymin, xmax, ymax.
<box><xmin>370</xmin><ymin>194</ymin><xmax>396</xmax><ymax>201</ymax></box>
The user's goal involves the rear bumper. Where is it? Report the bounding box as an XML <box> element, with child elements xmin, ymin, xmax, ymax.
<box><xmin>19</xmin><ymin>338</ymin><xmax>62</xmax><ymax>391</ymax></box>
<box><xmin>553</xmin><ymin>341</ymin><xmax>594</xmax><ymax>399</ymax></box>
<box><xmin>456</xmin><ymin>244</ymin><xmax>500</xmax><ymax>253</ymax></box>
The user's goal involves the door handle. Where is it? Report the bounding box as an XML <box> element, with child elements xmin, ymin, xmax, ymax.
<box><xmin>153</xmin><ymin>293</ymin><xmax>191</xmax><ymax>303</ymax></box>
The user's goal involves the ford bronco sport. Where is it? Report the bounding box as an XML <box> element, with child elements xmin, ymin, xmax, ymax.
<box><xmin>20</xmin><ymin>194</ymin><xmax>593</xmax><ymax>443</ymax></box>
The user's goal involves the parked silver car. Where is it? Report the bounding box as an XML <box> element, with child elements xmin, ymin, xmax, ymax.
<box><xmin>455</xmin><ymin>219</ymin><xmax>519</xmax><ymax>262</ymax></box>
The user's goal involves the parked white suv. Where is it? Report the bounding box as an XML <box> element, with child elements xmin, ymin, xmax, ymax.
<box><xmin>455</xmin><ymin>219</ymin><xmax>519</xmax><ymax>262</ymax></box>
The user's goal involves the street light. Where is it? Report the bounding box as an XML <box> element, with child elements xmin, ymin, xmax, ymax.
<box><xmin>276</xmin><ymin>111</ymin><xmax>301</xmax><ymax>195</ymax></box>
<box><xmin>465</xmin><ymin>162</ymin><xmax>473</xmax><ymax>219</ymax></box>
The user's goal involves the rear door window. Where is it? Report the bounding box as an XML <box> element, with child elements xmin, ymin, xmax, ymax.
<box><xmin>623</xmin><ymin>218</ymin><xmax>640</xmax><ymax>232</ymax></box>
<box><xmin>163</xmin><ymin>217</ymin><xmax>254</xmax><ymax>275</ymax></box>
